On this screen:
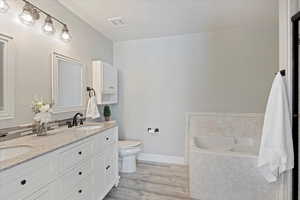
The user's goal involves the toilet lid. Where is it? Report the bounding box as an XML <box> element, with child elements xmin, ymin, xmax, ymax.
<box><xmin>119</xmin><ymin>140</ymin><xmax>141</xmax><ymax>149</ymax></box>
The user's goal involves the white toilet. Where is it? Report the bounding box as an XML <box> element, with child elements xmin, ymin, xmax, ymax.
<box><xmin>118</xmin><ymin>140</ymin><xmax>142</xmax><ymax>173</ymax></box>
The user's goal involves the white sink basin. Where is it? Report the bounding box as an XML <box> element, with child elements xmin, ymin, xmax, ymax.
<box><xmin>76</xmin><ymin>125</ymin><xmax>104</xmax><ymax>131</ymax></box>
<box><xmin>0</xmin><ymin>145</ymin><xmax>33</xmax><ymax>162</ymax></box>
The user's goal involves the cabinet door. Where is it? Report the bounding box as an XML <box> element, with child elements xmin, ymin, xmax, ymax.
<box><xmin>92</xmin><ymin>60</ymin><xmax>118</xmax><ymax>104</ymax></box>
<box><xmin>94</xmin><ymin>155</ymin><xmax>106</xmax><ymax>200</ymax></box>
<box><xmin>105</xmin><ymin>144</ymin><xmax>118</xmax><ymax>189</ymax></box>
<box><xmin>102</xmin><ymin>63</ymin><xmax>117</xmax><ymax>93</ymax></box>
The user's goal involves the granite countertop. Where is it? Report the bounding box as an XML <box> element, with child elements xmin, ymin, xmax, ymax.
<box><xmin>0</xmin><ymin>121</ymin><xmax>117</xmax><ymax>172</ymax></box>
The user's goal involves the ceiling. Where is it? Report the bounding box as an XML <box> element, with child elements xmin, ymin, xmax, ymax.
<box><xmin>57</xmin><ymin>0</ymin><xmax>278</xmax><ymax>42</ymax></box>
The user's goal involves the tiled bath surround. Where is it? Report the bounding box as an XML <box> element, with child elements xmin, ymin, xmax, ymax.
<box><xmin>187</xmin><ymin>113</ymin><xmax>264</xmax><ymax>144</ymax></box>
<box><xmin>186</xmin><ymin>113</ymin><xmax>285</xmax><ymax>200</ymax></box>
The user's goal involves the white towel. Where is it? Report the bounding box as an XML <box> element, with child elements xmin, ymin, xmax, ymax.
<box><xmin>86</xmin><ymin>96</ymin><xmax>100</xmax><ymax>119</ymax></box>
<box><xmin>257</xmin><ymin>73</ymin><xmax>294</xmax><ymax>183</ymax></box>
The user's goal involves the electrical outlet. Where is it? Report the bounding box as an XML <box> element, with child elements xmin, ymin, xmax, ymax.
<box><xmin>148</xmin><ymin>128</ymin><xmax>159</xmax><ymax>134</ymax></box>
<box><xmin>148</xmin><ymin>128</ymin><xmax>155</xmax><ymax>134</ymax></box>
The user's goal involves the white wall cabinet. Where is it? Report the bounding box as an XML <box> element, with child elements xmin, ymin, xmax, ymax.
<box><xmin>0</xmin><ymin>127</ymin><xmax>119</xmax><ymax>200</ymax></box>
<box><xmin>92</xmin><ymin>61</ymin><xmax>118</xmax><ymax>105</ymax></box>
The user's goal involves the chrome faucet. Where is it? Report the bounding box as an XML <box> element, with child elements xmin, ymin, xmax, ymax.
<box><xmin>72</xmin><ymin>113</ymin><xmax>84</xmax><ymax>127</ymax></box>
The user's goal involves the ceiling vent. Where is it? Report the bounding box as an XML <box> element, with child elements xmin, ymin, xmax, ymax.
<box><xmin>108</xmin><ymin>17</ymin><xmax>126</xmax><ymax>27</ymax></box>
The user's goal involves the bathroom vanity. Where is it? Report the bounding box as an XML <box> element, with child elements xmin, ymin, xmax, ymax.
<box><xmin>0</xmin><ymin>122</ymin><xmax>118</xmax><ymax>200</ymax></box>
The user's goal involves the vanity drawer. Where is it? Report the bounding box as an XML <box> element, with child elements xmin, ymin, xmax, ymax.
<box><xmin>94</xmin><ymin>127</ymin><xmax>118</xmax><ymax>154</ymax></box>
<box><xmin>60</xmin><ymin>160</ymin><xmax>92</xmax><ymax>195</ymax></box>
<box><xmin>9</xmin><ymin>184</ymin><xmax>53</xmax><ymax>200</ymax></box>
<box><xmin>59</xmin><ymin>141</ymin><xmax>92</xmax><ymax>172</ymax></box>
<box><xmin>0</xmin><ymin>161</ymin><xmax>52</xmax><ymax>199</ymax></box>
<box><xmin>21</xmin><ymin>185</ymin><xmax>52</xmax><ymax>200</ymax></box>
<box><xmin>63</xmin><ymin>176</ymin><xmax>92</xmax><ymax>200</ymax></box>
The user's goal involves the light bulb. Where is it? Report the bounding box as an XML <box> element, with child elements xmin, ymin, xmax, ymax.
<box><xmin>19</xmin><ymin>3</ymin><xmax>34</xmax><ymax>25</ymax></box>
<box><xmin>0</xmin><ymin>0</ymin><xmax>9</xmax><ymax>13</ymax></box>
<box><xmin>61</xmin><ymin>25</ymin><xmax>71</xmax><ymax>42</ymax></box>
<box><xmin>43</xmin><ymin>16</ymin><xmax>55</xmax><ymax>35</ymax></box>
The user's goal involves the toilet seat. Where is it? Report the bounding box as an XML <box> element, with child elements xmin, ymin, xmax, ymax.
<box><xmin>119</xmin><ymin>140</ymin><xmax>141</xmax><ymax>149</ymax></box>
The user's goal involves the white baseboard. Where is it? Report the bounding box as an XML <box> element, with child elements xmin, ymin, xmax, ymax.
<box><xmin>137</xmin><ymin>153</ymin><xmax>185</xmax><ymax>165</ymax></box>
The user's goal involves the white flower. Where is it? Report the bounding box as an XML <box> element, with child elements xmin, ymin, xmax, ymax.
<box><xmin>40</xmin><ymin>104</ymin><xmax>50</xmax><ymax>113</ymax></box>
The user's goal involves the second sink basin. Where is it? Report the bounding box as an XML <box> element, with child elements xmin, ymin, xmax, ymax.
<box><xmin>0</xmin><ymin>145</ymin><xmax>33</xmax><ymax>162</ymax></box>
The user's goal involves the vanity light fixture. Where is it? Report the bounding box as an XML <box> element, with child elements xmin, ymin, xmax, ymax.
<box><xmin>17</xmin><ymin>0</ymin><xmax>71</xmax><ymax>41</ymax></box>
<box><xmin>19</xmin><ymin>2</ymin><xmax>38</xmax><ymax>25</ymax></box>
<box><xmin>61</xmin><ymin>25</ymin><xmax>71</xmax><ymax>42</ymax></box>
<box><xmin>0</xmin><ymin>0</ymin><xmax>9</xmax><ymax>13</ymax></box>
<box><xmin>43</xmin><ymin>15</ymin><xmax>55</xmax><ymax>35</ymax></box>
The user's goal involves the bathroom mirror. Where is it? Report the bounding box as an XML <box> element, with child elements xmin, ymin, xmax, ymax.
<box><xmin>0</xmin><ymin>34</ymin><xmax>15</xmax><ymax>120</ymax></box>
<box><xmin>52</xmin><ymin>52</ymin><xmax>85</xmax><ymax>113</ymax></box>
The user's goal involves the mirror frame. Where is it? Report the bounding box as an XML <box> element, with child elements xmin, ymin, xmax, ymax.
<box><xmin>51</xmin><ymin>52</ymin><xmax>85</xmax><ymax>113</ymax></box>
<box><xmin>0</xmin><ymin>33</ymin><xmax>15</xmax><ymax>120</ymax></box>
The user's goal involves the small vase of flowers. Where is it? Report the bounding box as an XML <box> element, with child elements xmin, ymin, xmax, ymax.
<box><xmin>32</xmin><ymin>97</ymin><xmax>53</xmax><ymax>136</ymax></box>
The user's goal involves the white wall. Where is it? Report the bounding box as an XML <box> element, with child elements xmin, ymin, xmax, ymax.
<box><xmin>114</xmin><ymin>25</ymin><xmax>278</xmax><ymax>157</ymax></box>
<box><xmin>0</xmin><ymin>42</ymin><xmax>3</xmax><ymax>109</ymax></box>
<box><xmin>0</xmin><ymin>0</ymin><xmax>113</xmax><ymax>128</ymax></box>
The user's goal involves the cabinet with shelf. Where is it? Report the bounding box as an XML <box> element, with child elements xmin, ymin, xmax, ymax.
<box><xmin>92</xmin><ymin>61</ymin><xmax>118</xmax><ymax>105</ymax></box>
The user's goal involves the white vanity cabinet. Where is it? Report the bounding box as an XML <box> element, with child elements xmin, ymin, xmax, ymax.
<box><xmin>0</xmin><ymin>126</ymin><xmax>119</xmax><ymax>200</ymax></box>
<box><xmin>92</xmin><ymin>60</ymin><xmax>118</xmax><ymax>105</ymax></box>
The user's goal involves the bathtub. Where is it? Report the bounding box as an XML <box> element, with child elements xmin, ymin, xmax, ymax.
<box><xmin>189</xmin><ymin>135</ymin><xmax>283</xmax><ymax>200</ymax></box>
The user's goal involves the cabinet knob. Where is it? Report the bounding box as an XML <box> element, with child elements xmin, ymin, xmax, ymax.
<box><xmin>106</xmin><ymin>137</ymin><xmax>109</xmax><ymax>141</ymax></box>
<box><xmin>106</xmin><ymin>165</ymin><xmax>111</xmax><ymax>170</ymax></box>
<box><xmin>78</xmin><ymin>171</ymin><xmax>82</xmax><ymax>175</ymax></box>
<box><xmin>20</xmin><ymin>179</ymin><xmax>27</xmax><ymax>185</ymax></box>
<box><xmin>78</xmin><ymin>189</ymin><xmax>82</xmax><ymax>194</ymax></box>
<box><xmin>78</xmin><ymin>151</ymin><xmax>82</xmax><ymax>155</ymax></box>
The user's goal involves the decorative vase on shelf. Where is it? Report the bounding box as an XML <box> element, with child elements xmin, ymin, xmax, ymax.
<box><xmin>103</xmin><ymin>105</ymin><xmax>111</xmax><ymax>122</ymax></box>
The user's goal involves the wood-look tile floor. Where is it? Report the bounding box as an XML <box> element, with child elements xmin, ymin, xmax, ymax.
<box><xmin>104</xmin><ymin>161</ymin><xmax>192</xmax><ymax>200</ymax></box>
